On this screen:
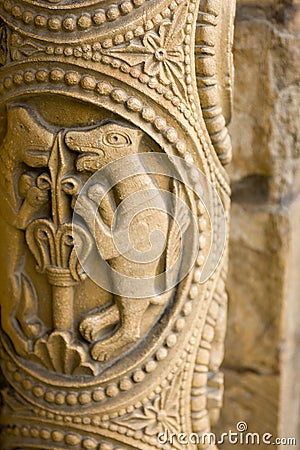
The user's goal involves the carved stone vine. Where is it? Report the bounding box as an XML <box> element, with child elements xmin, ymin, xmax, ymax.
<box><xmin>0</xmin><ymin>0</ymin><xmax>235</xmax><ymax>449</ymax></box>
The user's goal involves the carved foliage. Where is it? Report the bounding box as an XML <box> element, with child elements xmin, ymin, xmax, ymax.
<box><xmin>0</xmin><ymin>106</ymin><xmax>193</xmax><ymax>374</ymax></box>
<box><xmin>104</xmin><ymin>1</ymin><xmax>189</xmax><ymax>100</ymax></box>
<box><xmin>112</xmin><ymin>371</ymin><xmax>182</xmax><ymax>437</ymax></box>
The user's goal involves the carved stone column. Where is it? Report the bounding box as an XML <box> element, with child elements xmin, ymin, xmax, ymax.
<box><xmin>0</xmin><ymin>1</ymin><xmax>235</xmax><ymax>449</ymax></box>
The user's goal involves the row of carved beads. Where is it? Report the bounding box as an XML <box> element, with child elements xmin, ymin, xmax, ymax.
<box><xmin>4</xmin><ymin>267</ymin><xmax>199</xmax><ymax>410</ymax></box>
<box><xmin>0</xmin><ymin>68</ymin><xmax>190</xmax><ymax>148</ymax></box>
<box><xmin>0</xmin><ymin>66</ymin><xmax>221</xmax><ymax>186</ymax></box>
<box><xmin>0</xmin><ymin>0</ymin><xmax>149</xmax><ymax>32</ymax></box>
<box><xmin>2</xmin><ymin>424</ymin><xmax>125</xmax><ymax>450</ymax></box>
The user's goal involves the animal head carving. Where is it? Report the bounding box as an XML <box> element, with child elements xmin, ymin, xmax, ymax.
<box><xmin>65</xmin><ymin>122</ymin><xmax>143</xmax><ymax>172</ymax></box>
<box><xmin>3</xmin><ymin>106</ymin><xmax>54</xmax><ymax>167</ymax></box>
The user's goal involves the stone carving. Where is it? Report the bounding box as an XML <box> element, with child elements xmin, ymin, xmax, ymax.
<box><xmin>66</xmin><ymin>122</ymin><xmax>172</xmax><ymax>361</ymax></box>
<box><xmin>0</xmin><ymin>0</ymin><xmax>235</xmax><ymax>448</ymax></box>
<box><xmin>103</xmin><ymin>1</ymin><xmax>189</xmax><ymax>101</ymax></box>
<box><xmin>111</xmin><ymin>370</ymin><xmax>182</xmax><ymax>436</ymax></box>
<box><xmin>195</xmin><ymin>0</ymin><xmax>236</xmax><ymax>164</ymax></box>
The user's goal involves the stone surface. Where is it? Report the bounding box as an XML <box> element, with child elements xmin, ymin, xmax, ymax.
<box><xmin>212</xmin><ymin>1</ymin><xmax>300</xmax><ymax>447</ymax></box>
<box><xmin>216</xmin><ymin>369</ymin><xmax>280</xmax><ymax>449</ymax></box>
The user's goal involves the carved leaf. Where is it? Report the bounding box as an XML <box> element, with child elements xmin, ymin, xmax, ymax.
<box><xmin>26</xmin><ymin>219</ymin><xmax>90</xmax><ymax>281</ymax></box>
<box><xmin>104</xmin><ymin>42</ymin><xmax>151</xmax><ymax>67</ymax></box>
<box><xmin>26</xmin><ymin>219</ymin><xmax>56</xmax><ymax>272</ymax></box>
<box><xmin>111</xmin><ymin>370</ymin><xmax>182</xmax><ymax>437</ymax></box>
<box><xmin>164</xmin><ymin>1</ymin><xmax>189</xmax><ymax>49</ymax></box>
<box><xmin>69</xmin><ymin>223</ymin><xmax>92</xmax><ymax>281</ymax></box>
<box><xmin>32</xmin><ymin>331</ymin><xmax>96</xmax><ymax>375</ymax></box>
<box><xmin>18</xmin><ymin>42</ymin><xmax>43</xmax><ymax>57</ymax></box>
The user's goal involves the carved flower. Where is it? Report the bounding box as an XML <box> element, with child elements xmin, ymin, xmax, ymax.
<box><xmin>111</xmin><ymin>372</ymin><xmax>181</xmax><ymax>436</ymax></box>
<box><xmin>141</xmin><ymin>23</ymin><xmax>184</xmax><ymax>86</ymax></box>
<box><xmin>105</xmin><ymin>2</ymin><xmax>188</xmax><ymax>94</ymax></box>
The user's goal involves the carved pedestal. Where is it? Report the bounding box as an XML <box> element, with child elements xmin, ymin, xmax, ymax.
<box><xmin>0</xmin><ymin>0</ymin><xmax>235</xmax><ymax>449</ymax></box>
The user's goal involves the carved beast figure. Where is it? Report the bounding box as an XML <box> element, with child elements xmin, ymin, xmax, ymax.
<box><xmin>65</xmin><ymin>123</ymin><xmax>171</xmax><ymax>361</ymax></box>
<box><xmin>0</xmin><ymin>106</ymin><xmax>53</xmax><ymax>356</ymax></box>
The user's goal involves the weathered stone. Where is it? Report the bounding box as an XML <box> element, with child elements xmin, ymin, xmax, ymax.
<box><xmin>214</xmin><ymin>0</ymin><xmax>300</xmax><ymax>446</ymax></box>
<box><xmin>214</xmin><ymin>369</ymin><xmax>280</xmax><ymax>450</ymax></box>
<box><xmin>0</xmin><ymin>0</ymin><xmax>235</xmax><ymax>449</ymax></box>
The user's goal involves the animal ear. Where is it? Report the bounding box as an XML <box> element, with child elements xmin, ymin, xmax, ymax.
<box><xmin>5</xmin><ymin>106</ymin><xmax>54</xmax><ymax>166</ymax></box>
<box><xmin>7</xmin><ymin>105</ymin><xmax>53</xmax><ymax>145</ymax></box>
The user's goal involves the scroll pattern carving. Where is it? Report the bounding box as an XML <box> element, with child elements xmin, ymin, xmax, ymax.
<box><xmin>0</xmin><ymin>0</ymin><xmax>234</xmax><ymax>448</ymax></box>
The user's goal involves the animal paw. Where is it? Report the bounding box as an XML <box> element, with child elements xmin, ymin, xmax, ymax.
<box><xmin>79</xmin><ymin>305</ymin><xmax>119</xmax><ymax>343</ymax></box>
<box><xmin>91</xmin><ymin>342</ymin><xmax>109</xmax><ymax>362</ymax></box>
<box><xmin>79</xmin><ymin>316</ymin><xmax>100</xmax><ymax>343</ymax></box>
<box><xmin>90</xmin><ymin>332</ymin><xmax>138</xmax><ymax>362</ymax></box>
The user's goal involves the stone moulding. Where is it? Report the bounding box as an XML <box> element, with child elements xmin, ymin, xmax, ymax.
<box><xmin>0</xmin><ymin>0</ymin><xmax>235</xmax><ymax>449</ymax></box>
<box><xmin>196</xmin><ymin>0</ymin><xmax>235</xmax><ymax>165</ymax></box>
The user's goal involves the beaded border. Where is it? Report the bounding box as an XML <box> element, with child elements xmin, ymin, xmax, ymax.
<box><xmin>0</xmin><ymin>0</ymin><xmax>148</xmax><ymax>33</ymax></box>
<box><xmin>1</xmin><ymin>195</ymin><xmax>208</xmax><ymax>411</ymax></box>
<box><xmin>0</xmin><ymin>62</ymin><xmax>230</xmax><ymax>195</ymax></box>
<box><xmin>0</xmin><ymin>0</ymin><xmax>231</xmax><ymax>190</ymax></box>
<box><xmin>1</xmin><ymin>424</ymin><xmax>126</xmax><ymax>450</ymax></box>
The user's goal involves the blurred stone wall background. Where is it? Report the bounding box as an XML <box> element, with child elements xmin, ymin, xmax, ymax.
<box><xmin>212</xmin><ymin>0</ymin><xmax>300</xmax><ymax>448</ymax></box>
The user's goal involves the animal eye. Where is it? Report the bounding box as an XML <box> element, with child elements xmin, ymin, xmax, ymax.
<box><xmin>103</xmin><ymin>131</ymin><xmax>131</xmax><ymax>147</ymax></box>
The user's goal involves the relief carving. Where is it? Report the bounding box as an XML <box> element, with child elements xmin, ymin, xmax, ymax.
<box><xmin>67</xmin><ymin>122</ymin><xmax>172</xmax><ymax>361</ymax></box>
<box><xmin>0</xmin><ymin>0</ymin><xmax>235</xmax><ymax>448</ymax></box>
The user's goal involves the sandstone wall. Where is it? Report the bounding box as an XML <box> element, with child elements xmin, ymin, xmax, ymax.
<box><xmin>214</xmin><ymin>1</ymin><xmax>300</xmax><ymax>448</ymax></box>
